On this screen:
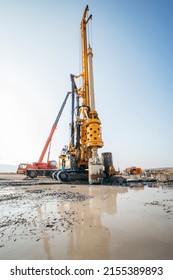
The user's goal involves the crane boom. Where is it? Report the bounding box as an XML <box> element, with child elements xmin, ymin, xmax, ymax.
<box><xmin>38</xmin><ymin>92</ymin><xmax>70</xmax><ymax>163</ymax></box>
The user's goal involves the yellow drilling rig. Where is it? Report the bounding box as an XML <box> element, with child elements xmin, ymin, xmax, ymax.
<box><xmin>53</xmin><ymin>5</ymin><xmax>120</xmax><ymax>184</ymax></box>
<box><xmin>24</xmin><ymin>5</ymin><xmax>125</xmax><ymax>185</ymax></box>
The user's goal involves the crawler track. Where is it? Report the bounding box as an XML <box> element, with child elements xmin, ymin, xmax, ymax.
<box><xmin>53</xmin><ymin>170</ymin><xmax>88</xmax><ymax>183</ymax></box>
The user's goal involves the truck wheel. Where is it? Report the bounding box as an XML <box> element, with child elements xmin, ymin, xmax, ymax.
<box><xmin>28</xmin><ymin>170</ymin><xmax>37</xmax><ymax>179</ymax></box>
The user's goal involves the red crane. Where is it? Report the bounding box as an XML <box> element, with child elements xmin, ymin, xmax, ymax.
<box><xmin>17</xmin><ymin>92</ymin><xmax>70</xmax><ymax>178</ymax></box>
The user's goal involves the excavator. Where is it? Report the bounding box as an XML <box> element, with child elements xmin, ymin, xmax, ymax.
<box><xmin>17</xmin><ymin>5</ymin><xmax>124</xmax><ymax>185</ymax></box>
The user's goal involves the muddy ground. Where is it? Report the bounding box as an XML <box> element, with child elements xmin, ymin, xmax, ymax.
<box><xmin>0</xmin><ymin>173</ymin><xmax>173</xmax><ymax>260</ymax></box>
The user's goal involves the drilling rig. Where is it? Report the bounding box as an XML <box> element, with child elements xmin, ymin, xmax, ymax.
<box><xmin>19</xmin><ymin>5</ymin><xmax>124</xmax><ymax>185</ymax></box>
<box><xmin>52</xmin><ymin>5</ymin><xmax>120</xmax><ymax>184</ymax></box>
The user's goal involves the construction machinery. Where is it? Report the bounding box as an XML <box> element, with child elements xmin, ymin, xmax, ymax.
<box><xmin>51</xmin><ymin>5</ymin><xmax>122</xmax><ymax>184</ymax></box>
<box><xmin>17</xmin><ymin>5</ymin><xmax>125</xmax><ymax>185</ymax></box>
<box><xmin>125</xmin><ymin>167</ymin><xmax>143</xmax><ymax>175</ymax></box>
<box><xmin>17</xmin><ymin>92</ymin><xmax>70</xmax><ymax>178</ymax></box>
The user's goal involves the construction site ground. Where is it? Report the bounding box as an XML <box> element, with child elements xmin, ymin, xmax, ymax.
<box><xmin>0</xmin><ymin>173</ymin><xmax>173</xmax><ymax>260</ymax></box>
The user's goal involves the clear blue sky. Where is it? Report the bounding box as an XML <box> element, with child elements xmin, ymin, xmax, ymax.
<box><xmin>0</xmin><ymin>0</ymin><xmax>173</xmax><ymax>170</ymax></box>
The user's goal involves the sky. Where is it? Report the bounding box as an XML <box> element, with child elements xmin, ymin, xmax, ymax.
<box><xmin>0</xmin><ymin>0</ymin><xmax>173</xmax><ymax>170</ymax></box>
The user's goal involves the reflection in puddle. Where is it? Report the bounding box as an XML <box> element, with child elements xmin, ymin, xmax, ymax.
<box><xmin>65</xmin><ymin>187</ymin><xmax>128</xmax><ymax>259</ymax></box>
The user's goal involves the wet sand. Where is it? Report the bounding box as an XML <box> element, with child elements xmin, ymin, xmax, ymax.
<box><xmin>0</xmin><ymin>175</ymin><xmax>173</xmax><ymax>260</ymax></box>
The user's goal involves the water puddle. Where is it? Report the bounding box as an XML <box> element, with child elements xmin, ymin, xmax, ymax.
<box><xmin>0</xmin><ymin>184</ymin><xmax>173</xmax><ymax>259</ymax></box>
